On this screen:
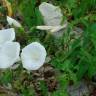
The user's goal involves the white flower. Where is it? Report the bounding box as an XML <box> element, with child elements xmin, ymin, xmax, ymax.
<box><xmin>7</xmin><ymin>16</ymin><xmax>22</xmax><ymax>27</ymax></box>
<box><xmin>0</xmin><ymin>28</ymin><xmax>15</xmax><ymax>46</ymax></box>
<box><xmin>0</xmin><ymin>42</ymin><xmax>20</xmax><ymax>69</ymax></box>
<box><xmin>21</xmin><ymin>42</ymin><xmax>47</xmax><ymax>70</ymax></box>
<box><xmin>39</xmin><ymin>2</ymin><xmax>63</xmax><ymax>26</ymax></box>
<box><xmin>0</xmin><ymin>28</ymin><xmax>20</xmax><ymax>69</ymax></box>
<box><xmin>38</xmin><ymin>2</ymin><xmax>68</xmax><ymax>37</ymax></box>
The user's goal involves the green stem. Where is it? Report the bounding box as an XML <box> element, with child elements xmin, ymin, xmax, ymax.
<box><xmin>44</xmin><ymin>32</ymin><xmax>51</xmax><ymax>42</ymax></box>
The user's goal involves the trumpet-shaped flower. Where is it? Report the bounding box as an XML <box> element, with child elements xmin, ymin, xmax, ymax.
<box><xmin>0</xmin><ymin>42</ymin><xmax>20</xmax><ymax>68</ymax></box>
<box><xmin>21</xmin><ymin>42</ymin><xmax>47</xmax><ymax>70</ymax></box>
<box><xmin>38</xmin><ymin>2</ymin><xmax>68</xmax><ymax>36</ymax></box>
<box><xmin>0</xmin><ymin>28</ymin><xmax>15</xmax><ymax>46</ymax></box>
<box><xmin>39</xmin><ymin>2</ymin><xmax>63</xmax><ymax>26</ymax></box>
<box><xmin>7</xmin><ymin>16</ymin><xmax>22</xmax><ymax>27</ymax></box>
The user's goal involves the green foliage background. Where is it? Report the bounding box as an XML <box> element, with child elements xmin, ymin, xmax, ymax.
<box><xmin>0</xmin><ymin>0</ymin><xmax>96</xmax><ymax>95</ymax></box>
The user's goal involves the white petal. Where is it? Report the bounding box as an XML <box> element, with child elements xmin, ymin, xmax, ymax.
<box><xmin>21</xmin><ymin>42</ymin><xmax>47</xmax><ymax>70</ymax></box>
<box><xmin>36</xmin><ymin>23</ymin><xmax>67</xmax><ymax>33</ymax></box>
<box><xmin>36</xmin><ymin>26</ymin><xmax>53</xmax><ymax>30</ymax></box>
<box><xmin>0</xmin><ymin>42</ymin><xmax>20</xmax><ymax>68</ymax></box>
<box><xmin>39</xmin><ymin>2</ymin><xmax>63</xmax><ymax>26</ymax></box>
<box><xmin>7</xmin><ymin>16</ymin><xmax>22</xmax><ymax>27</ymax></box>
<box><xmin>50</xmin><ymin>23</ymin><xmax>68</xmax><ymax>33</ymax></box>
<box><xmin>0</xmin><ymin>28</ymin><xmax>15</xmax><ymax>46</ymax></box>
